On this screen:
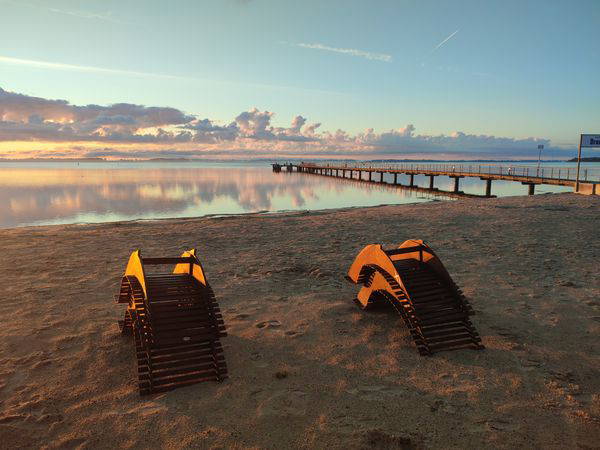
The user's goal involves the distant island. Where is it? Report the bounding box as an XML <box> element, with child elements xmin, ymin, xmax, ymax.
<box><xmin>567</xmin><ymin>157</ymin><xmax>600</xmax><ymax>162</ymax></box>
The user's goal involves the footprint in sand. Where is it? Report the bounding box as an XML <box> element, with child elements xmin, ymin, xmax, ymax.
<box><xmin>470</xmin><ymin>419</ymin><xmax>519</xmax><ymax>433</ymax></box>
<box><xmin>256</xmin><ymin>390</ymin><xmax>308</xmax><ymax>418</ymax></box>
<box><xmin>520</xmin><ymin>358</ymin><xmax>543</xmax><ymax>371</ymax></box>
<box><xmin>284</xmin><ymin>330</ymin><xmax>304</xmax><ymax>337</ymax></box>
<box><xmin>256</xmin><ymin>320</ymin><xmax>281</xmax><ymax>329</ymax></box>
<box><xmin>232</xmin><ymin>313</ymin><xmax>251</xmax><ymax>320</ymax></box>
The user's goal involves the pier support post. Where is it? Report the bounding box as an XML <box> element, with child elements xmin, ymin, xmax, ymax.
<box><xmin>359</xmin><ymin>171</ymin><xmax>362</xmax><ymax>181</ymax></box>
<box><xmin>481</xmin><ymin>178</ymin><xmax>492</xmax><ymax>197</ymax></box>
<box><xmin>393</xmin><ymin>173</ymin><xmax>398</xmax><ymax>185</ymax></box>
<box><xmin>380</xmin><ymin>172</ymin><xmax>384</xmax><ymax>183</ymax></box>
<box><xmin>409</xmin><ymin>174</ymin><xmax>415</xmax><ymax>187</ymax></box>
<box><xmin>450</xmin><ymin>176</ymin><xmax>463</xmax><ymax>193</ymax></box>
<box><xmin>368</xmin><ymin>171</ymin><xmax>372</xmax><ymax>181</ymax></box>
<box><xmin>428</xmin><ymin>175</ymin><xmax>435</xmax><ymax>190</ymax></box>
<box><xmin>523</xmin><ymin>183</ymin><xmax>536</xmax><ymax>195</ymax></box>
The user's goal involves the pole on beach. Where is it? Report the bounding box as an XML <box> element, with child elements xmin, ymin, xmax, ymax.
<box><xmin>536</xmin><ymin>144</ymin><xmax>544</xmax><ymax>176</ymax></box>
<box><xmin>575</xmin><ymin>134</ymin><xmax>583</xmax><ymax>192</ymax></box>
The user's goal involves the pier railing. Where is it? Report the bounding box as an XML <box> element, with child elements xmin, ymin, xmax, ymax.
<box><xmin>319</xmin><ymin>162</ymin><xmax>600</xmax><ymax>183</ymax></box>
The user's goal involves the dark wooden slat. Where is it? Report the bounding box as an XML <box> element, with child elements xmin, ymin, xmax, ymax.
<box><xmin>148</xmin><ymin>354</ymin><xmax>226</xmax><ymax>371</ymax></box>
<box><xmin>143</xmin><ymin>257</ymin><xmax>195</xmax><ymax>265</ymax></box>
<box><xmin>144</xmin><ymin>375</ymin><xmax>227</xmax><ymax>394</ymax></box>
<box><xmin>150</xmin><ymin>341</ymin><xmax>223</xmax><ymax>356</ymax></box>
<box><xmin>140</xmin><ymin>363</ymin><xmax>227</xmax><ymax>383</ymax></box>
<box><xmin>385</xmin><ymin>246</ymin><xmax>428</xmax><ymax>256</ymax></box>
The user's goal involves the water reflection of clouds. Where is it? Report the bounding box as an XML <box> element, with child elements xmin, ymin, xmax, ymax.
<box><xmin>2</xmin><ymin>165</ymin><xmax>573</xmax><ymax>228</ymax></box>
<box><xmin>1</xmin><ymin>167</ymin><xmax>420</xmax><ymax>227</ymax></box>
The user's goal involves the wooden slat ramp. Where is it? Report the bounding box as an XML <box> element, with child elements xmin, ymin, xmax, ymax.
<box><xmin>115</xmin><ymin>249</ymin><xmax>227</xmax><ymax>395</ymax></box>
<box><xmin>347</xmin><ymin>240</ymin><xmax>484</xmax><ymax>356</ymax></box>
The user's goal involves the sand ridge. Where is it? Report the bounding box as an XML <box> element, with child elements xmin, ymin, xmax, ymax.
<box><xmin>0</xmin><ymin>193</ymin><xmax>598</xmax><ymax>449</ymax></box>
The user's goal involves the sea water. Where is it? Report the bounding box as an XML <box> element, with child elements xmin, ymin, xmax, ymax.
<box><xmin>0</xmin><ymin>160</ymin><xmax>597</xmax><ymax>228</ymax></box>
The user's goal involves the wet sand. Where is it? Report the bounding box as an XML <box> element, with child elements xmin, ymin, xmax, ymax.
<box><xmin>0</xmin><ymin>193</ymin><xmax>598</xmax><ymax>449</ymax></box>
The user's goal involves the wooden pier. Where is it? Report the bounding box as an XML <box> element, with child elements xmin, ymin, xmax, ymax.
<box><xmin>272</xmin><ymin>162</ymin><xmax>600</xmax><ymax>197</ymax></box>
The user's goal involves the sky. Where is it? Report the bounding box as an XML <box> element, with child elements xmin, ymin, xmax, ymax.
<box><xmin>0</xmin><ymin>0</ymin><xmax>599</xmax><ymax>160</ymax></box>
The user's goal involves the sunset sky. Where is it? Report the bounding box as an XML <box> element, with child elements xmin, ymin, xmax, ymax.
<box><xmin>1</xmin><ymin>0</ymin><xmax>599</xmax><ymax>159</ymax></box>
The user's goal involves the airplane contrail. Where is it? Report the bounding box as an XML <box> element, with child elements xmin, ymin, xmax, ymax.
<box><xmin>434</xmin><ymin>29</ymin><xmax>460</xmax><ymax>51</ymax></box>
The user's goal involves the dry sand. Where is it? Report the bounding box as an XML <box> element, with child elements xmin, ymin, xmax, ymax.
<box><xmin>0</xmin><ymin>193</ymin><xmax>598</xmax><ymax>449</ymax></box>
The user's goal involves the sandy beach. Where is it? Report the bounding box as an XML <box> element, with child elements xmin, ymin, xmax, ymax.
<box><xmin>0</xmin><ymin>193</ymin><xmax>598</xmax><ymax>449</ymax></box>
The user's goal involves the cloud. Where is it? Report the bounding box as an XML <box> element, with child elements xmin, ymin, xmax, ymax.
<box><xmin>232</xmin><ymin>109</ymin><xmax>317</xmax><ymax>142</ymax></box>
<box><xmin>0</xmin><ymin>87</ymin><xmax>194</xmax><ymax>142</ymax></box>
<box><xmin>294</xmin><ymin>43</ymin><xmax>392</xmax><ymax>62</ymax></box>
<box><xmin>183</xmin><ymin>118</ymin><xmax>239</xmax><ymax>142</ymax></box>
<box><xmin>0</xmin><ymin>55</ymin><xmax>187</xmax><ymax>81</ymax></box>
<box><xmin>45</xmin><ymin>7</ymin><xmax>120</xmax><ymax>23</ymax></box>
<box><xmin>289</xmin><ymin>115</ymin><xmax>307</xmax><ymax>133</ymax></box>
<box><xmin>235</xmin><ymin>108</ymin><xmax>274</xmax><ymax>138</ymax></box>
<box><xmin>0</xmin><ymin>55</ymin><xmax>346</xmax><ymax>96</ymax></box>
<box><xmin>0</xmin><ymin>87</ymin><xmax>569</xmax><ymax>159</ymax></box>
<box><xmin>2</xmin><ymin>0</ymin><xmax>123</xmax><ymax>23</ymax></box>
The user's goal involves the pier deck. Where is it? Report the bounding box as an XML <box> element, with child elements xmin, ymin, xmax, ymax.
<box><xmin>272</xmin><ymin>162</ymin><xmax>599</xmax><ymax>197</ymax></box>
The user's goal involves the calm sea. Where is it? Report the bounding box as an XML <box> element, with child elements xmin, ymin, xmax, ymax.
<box><xmin>0</xmin><ymin>160</ymin><xmax>597</xmax><ymax>228</ymax></box>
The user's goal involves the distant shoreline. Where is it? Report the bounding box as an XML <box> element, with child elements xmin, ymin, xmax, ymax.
<box><xmin>567</xmin><ymin>157</ymin><xmax>600</xmax><ymax>162</ymax></box>
<box><xmin>0</xmin><ymin>157</ymin><xmax>587</xmax><ymax>163</ymax></box>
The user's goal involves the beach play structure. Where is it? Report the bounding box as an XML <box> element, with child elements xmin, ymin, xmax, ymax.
<box><xmin>347</xmin><ymin>240</ymin><xmax>484</xmax><ymax>355</ymax></box>
<box><xmin>115</xmin><ymin>249</ymin><xmax>227</xmax><ymax>395</ymax></box>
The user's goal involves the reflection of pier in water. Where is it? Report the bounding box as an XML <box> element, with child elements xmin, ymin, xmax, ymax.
<box><xmin>276</xmin><ymin>164</ymin><xmax>492</xmax><ymax>200</ymax></box>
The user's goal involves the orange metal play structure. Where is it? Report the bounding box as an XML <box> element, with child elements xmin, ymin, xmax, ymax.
<box><xmin>115</xmin><ymin>249</ymin><xmax>227</xmax><ymax>395</ymax></box>
<box><xmin>347</xmin><ymin>240</ymin><xmax>484</xmax><ymax>355</ymax></box>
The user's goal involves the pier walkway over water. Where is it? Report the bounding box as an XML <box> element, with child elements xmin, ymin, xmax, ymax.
<box><xmin>272</xmin><ymin>162</ymin><xmax>600</xmax><ymax>197</ymax></box>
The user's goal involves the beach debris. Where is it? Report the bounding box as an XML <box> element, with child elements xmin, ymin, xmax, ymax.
<box><xmin>346</xmin><ymin>240</ymin><xmax>484</xmax><ymax>355</ymax></box>
<box><xmin>115</xmin><ymin>249</ymin><xmax>227</xmax><ymax>395</ymax></box>
<box><xmin>360</xmin><ymin>429</ymin><xmax>414</xmax><ymax>449</ymax></box>
<box><xmin>274</xmin><ymin>370</ymin><xmax>288</xmax><ymax>379</ymax></box>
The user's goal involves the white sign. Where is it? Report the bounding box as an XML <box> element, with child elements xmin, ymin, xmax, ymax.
<box><xmin>581</xmin><ymin>134</ymin><xmax>600</xmax><ymax>147</ymax></box>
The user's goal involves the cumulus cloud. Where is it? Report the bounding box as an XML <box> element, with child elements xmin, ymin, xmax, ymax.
<box><xmin>0</xmin><ymin>87</ymin><xmax>566</xmax><ymax>159</ymax></box>
<box><xmin>183</xmin><ymin>118</ymin><xmax>239</xmax><ymax>142</ymax></box>
<box><xmin>235</xmin><ymin>108</ymin><xmax>274</xmax><ymax>138</ymax></box>
<box><xmin>0</xmin><ymin>87</ymin><xmax>194</xmax><ymax>142</ymax></box>
<box><xmin>289</xmin><ymin>115</ymin><xmax>306</xmax><ymax>133</ymax></box>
